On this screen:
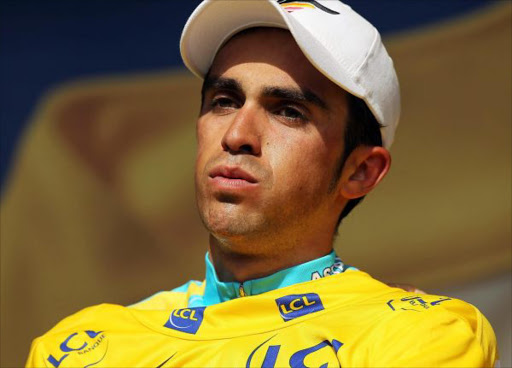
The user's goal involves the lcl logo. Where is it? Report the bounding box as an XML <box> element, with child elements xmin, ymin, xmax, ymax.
<box><xmin>246</xmin><ymin>335</ymin><xmax>344</xmax><ymax>367</ymax></box>
<box><xmin>172</xmin><ymin>308</ymin><xmax>200</xmax><ymax>321</ymax></box>
<box><xmin>46</xmin><ymin>330</ymin><xmax>106</xmax><ymax>368</ymax></box>
<box><xmin>164</xmin><ymin>306</ymin><xmax>206</xmax><ymax>334</ymax></box>
<box><xmin>275</xmin><ymin>293</ymin><xmax>324</xmax><ymax>322</ymax></box>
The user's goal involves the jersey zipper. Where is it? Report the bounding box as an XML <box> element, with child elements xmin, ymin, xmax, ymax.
<box><xmin>239</xmin><ymin>283</ymin><xmax>246</xmax><ymax>297</ymax></box>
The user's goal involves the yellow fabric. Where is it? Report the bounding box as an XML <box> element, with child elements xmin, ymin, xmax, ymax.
<box><xmin>26</xmin><ymin>271</ymin><xmax>498</xmax><ymax>367</ymax></box>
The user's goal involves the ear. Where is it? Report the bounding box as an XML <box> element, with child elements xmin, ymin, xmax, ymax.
<box><xmin>339</xmin><ymin>146</ymin><xmax>391</xmax><ymax>199</ymax></box>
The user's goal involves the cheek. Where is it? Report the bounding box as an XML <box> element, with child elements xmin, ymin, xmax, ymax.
<box><xmin>268</xmin><ymin>135</ymin><xmax>334</xmax><ymax>195</ymax></box>
<box><xmin>195</xmin><ymin>120</ymin><xmax>208</xmax><ymax>155</ymax></box>
<box><xmin>195</xmin><ymin>119</ymin><xmax>219</xmax><ymax>169</ymax></box>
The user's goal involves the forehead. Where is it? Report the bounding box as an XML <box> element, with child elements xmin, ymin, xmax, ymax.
<box><xmin>209</xmin><ymin>28</ymin><xmax>347</xmax><ymax>101</ymax></box>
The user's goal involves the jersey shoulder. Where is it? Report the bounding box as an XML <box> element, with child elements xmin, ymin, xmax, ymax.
<box><xmin>376</xmin><ymin>285</ymin><xmax>490</xmax><ymax>333</ymax></box>
<box><xmin>324</xmin><ymin>272</ymin><xmax>498</xmax><ymax>366</ymax></box>
<box><xmin>342</xmin><ymin>271</ymin><xmax>492</xmax><ymax>329</ymax></box>
<box><xmin>26</xmin><ymin>304</ymin><xmax>130</xmax><ymax>367</ymax></box>
<box><xmin>27</xmin><ymin>280</ymin><xmax>205</xmax><ymax>367</ymax></box>
<box><xmin>128</xmin><ymin>280</ymin><xmax>205</xmax><ymax>310</ymax></box>
<box><xmin>364</xmin><ymin>284</ymin><xmax>498</xmax><ymax>366</ymax></box>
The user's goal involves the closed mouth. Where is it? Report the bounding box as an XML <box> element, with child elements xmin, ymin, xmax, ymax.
<box><xmin>208</xmin><ymin>166</ymin><xmax>257</xmax><ymax>183</ymax></box>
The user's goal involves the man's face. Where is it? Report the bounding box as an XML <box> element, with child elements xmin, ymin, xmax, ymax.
<box><xmin>195</xmin><ymin>28</ymin><xmax>348</xmax><ymax>255</ymax></box>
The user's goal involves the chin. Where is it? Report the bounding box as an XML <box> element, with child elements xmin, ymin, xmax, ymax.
<box><xmin>200</xmin><ymin>205</ymin><xmax>265</xmax><ymax>239</ymax></box>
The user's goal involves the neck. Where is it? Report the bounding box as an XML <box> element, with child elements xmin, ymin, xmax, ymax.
<box><xmin>208</xmin><ymin>233</ymin><xmax>333</xmax><ymax>282</ymax></box>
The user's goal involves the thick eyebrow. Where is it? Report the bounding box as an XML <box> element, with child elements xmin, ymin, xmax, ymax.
<box><xmin>201</xmin><ymin>75</ymin><xmax>242</xmax><ymax>101</ymax></box>
<box><xmin>201</xmin><ymin>74</ymin><xmax>328</xmax><ymax>111</ymax></box>
<box><xmin>262</xmin><ymin>86</ymin><xmax>328</xmax><ymax>111</ymax></box>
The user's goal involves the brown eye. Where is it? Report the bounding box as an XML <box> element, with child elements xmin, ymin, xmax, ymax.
<box><xmin>276</xmin><ymin>106</ymin><xmax>306</xmax><ymax>121</ymax></box>
<box><xmin>211</xmin><ymin>97</ymin><xmax>238</xmax><ymax>110</ymax></box>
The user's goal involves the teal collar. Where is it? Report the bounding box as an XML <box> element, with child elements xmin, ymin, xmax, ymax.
<box><xmin>188</xmin><ymin>251</ymin><xmax>356</xmax><ymax>307</ymax></box>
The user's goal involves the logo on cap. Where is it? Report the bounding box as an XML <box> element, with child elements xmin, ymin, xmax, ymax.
<box><xmin>164</xmin><ymin>306</ymin><xmax>206</xmax><ymax>334</ymax></box>
<box><xmin>278</xmin><ymin>0</ymin><xmax>340</xmax><ymax>15</ymax></box>
<box><xmin>275</xmin><ymin>293</ymin><xmax>324</xmax><ymax>322</ymax></box>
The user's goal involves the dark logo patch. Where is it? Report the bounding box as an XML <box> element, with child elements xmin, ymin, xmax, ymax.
<box><xmin>164</xmin><ymin>307</ymin><xmax>206</xmax><ymax>334</ymax></box>
<box><xmin>275</xmin><ymin>293</ymin><xmax>324</xmax><ymax>322</ymax></box>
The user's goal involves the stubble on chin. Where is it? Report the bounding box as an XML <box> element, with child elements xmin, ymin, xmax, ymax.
<box><xmin>200</xmin><ymin>201</ymin><xmax>264</xmax><ymax>238</ymax></box>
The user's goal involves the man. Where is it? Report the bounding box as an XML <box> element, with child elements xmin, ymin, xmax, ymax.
<box><xmin>26</xmin><ymin>1</ymin><xmax>498</xmax><ymax>367</ymax></box>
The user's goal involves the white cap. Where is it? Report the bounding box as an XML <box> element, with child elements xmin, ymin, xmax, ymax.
<box><xmin>180</xmin><ymin>0</ymin><xmax>400</xmax><ymax>148</ymax></box>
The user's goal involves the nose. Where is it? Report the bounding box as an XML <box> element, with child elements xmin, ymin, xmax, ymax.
<box><xmin>221</xmin><ymin>105</ymin><xmax>262</xmax><ymax>156</ymax></box>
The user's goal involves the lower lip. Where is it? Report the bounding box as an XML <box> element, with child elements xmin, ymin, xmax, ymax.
<box><xmin>209</xmin><ymin>176</ymin><xmax>258</xmax><ymax>190</ymax></box>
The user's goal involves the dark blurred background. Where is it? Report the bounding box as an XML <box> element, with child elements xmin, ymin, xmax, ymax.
<box><xmin>1</xmin><ymin>1</ymin><xmax>510</xmax><ymax>366</ymax></box>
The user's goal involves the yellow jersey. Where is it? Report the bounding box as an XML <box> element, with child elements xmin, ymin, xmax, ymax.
<box><xmin>26</xmin><ymin>268</ymin><xmax>498</xmax><ymax>367</ymax></box>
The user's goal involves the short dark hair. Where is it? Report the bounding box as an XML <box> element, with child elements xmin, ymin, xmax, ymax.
<box><xmin>334</xmin><ymin>94</ymin><xmax>383</xmax><ymax>227</ymax></box>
